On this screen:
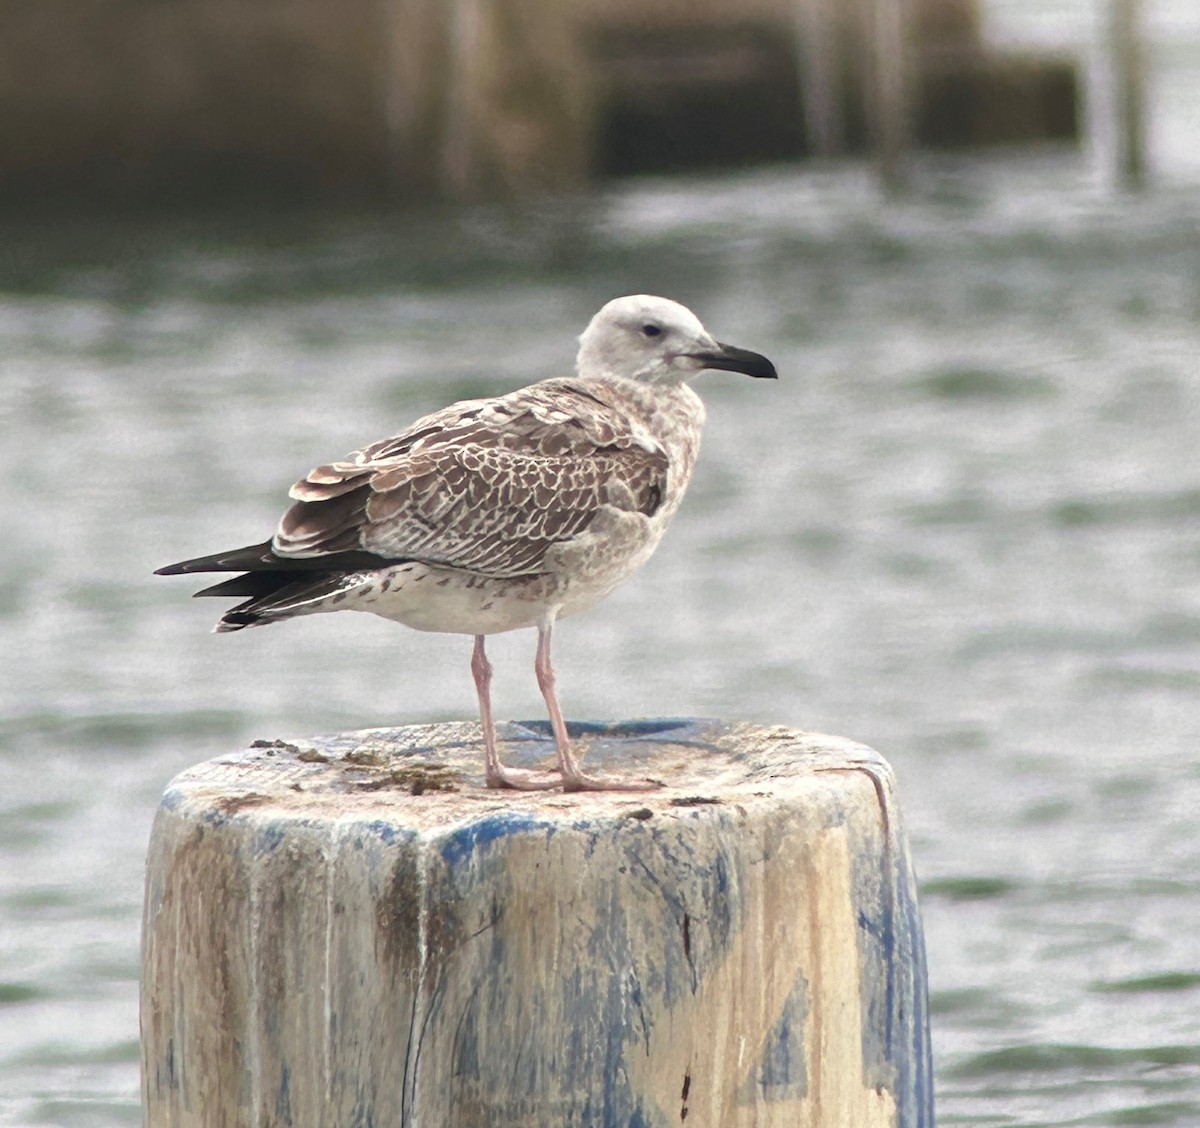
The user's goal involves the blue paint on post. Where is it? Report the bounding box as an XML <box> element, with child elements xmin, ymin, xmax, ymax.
<box><xmin>362</xmin><ymin>819</ymin><xmax>399</xmax><ymax>844</ymax></box>
<box><xmin>275</xmin><ymin>1063</ymin><xmax>291</xmax><ymax>1125</ymax></box>
<box><xmin>898</xmin><ymin>865</ymin><xmax>934</xmax><ymax>1128</ymax></box>
<box><xmin>159</xmin><ymin>788</ymin><xmax>184</xmax><ymax>811</ymax></box>
<box><xmin>849</xmin><ymin>768</ymin><xmax>934</xmax><ymax>1128</ymax></box>
<box><xmin>756</xmin><ymin>978</ymin><xmax>809</xmax><ymax>1097</ymax></box>
<box><xmin>439</xmin><ymin>813</ymin><xmax>548</xmax><ymax>866</ymax></box>
<box><xmin>512</xmin><ymin>717</ymin><xmax>711</xmax><ymax>740</ymax></box>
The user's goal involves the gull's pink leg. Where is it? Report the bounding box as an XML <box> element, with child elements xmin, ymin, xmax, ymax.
<box><xmin>534</xmin><ymin>622</ymin><xmax>661</xmax><ymax>793</ymax></box>
<box><xmin>472</xmin><ymin>635</ymin><xmax>561</xmax><ymax>790</ymax></box>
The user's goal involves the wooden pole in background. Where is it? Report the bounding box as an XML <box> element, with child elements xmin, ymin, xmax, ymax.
<box><xmin>141</xmin><ymin>719</ymin><xmax>933</xmax><ymax>1127</ymax></box>
<box><xmin>439</xmin><ymin>0</ymin><xmax>593</xmax><ymax>200</ymax></box>
<box><xmin>866</xmin><ymin>0</ymin><xmax>914</xmax><ymax>194</ymax></box>
<box><xmin>1110</xmin><ymin>0</ymin><xmax>1147</xmax><ymax>191</ymax></box>
<box><xmin>796</xmin><ymin>0</ymin><xmax>845</xmax><ymax>157</ymax></box>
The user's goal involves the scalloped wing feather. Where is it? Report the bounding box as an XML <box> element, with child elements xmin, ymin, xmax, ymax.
<box><xmin>273</xmin><ymin>380</ymin><xmax>669</xmax><ymax>579</ymax></box>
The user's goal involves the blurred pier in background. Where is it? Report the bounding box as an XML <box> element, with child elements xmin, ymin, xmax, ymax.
<box><xmin>0</xmin><ymin>0</ymin><xmax>1088</xmax><ymax>206</ymax></box>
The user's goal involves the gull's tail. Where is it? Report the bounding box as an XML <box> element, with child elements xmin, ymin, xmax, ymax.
<box><xmin>155</xmin><ymin>540</ymin><xmax>399</xmax><ymax>632</ymax></box>
<box><xmin>206</xmin><ymin>571</ymin><xmax>379</xmax><ymax>632</ymax></box>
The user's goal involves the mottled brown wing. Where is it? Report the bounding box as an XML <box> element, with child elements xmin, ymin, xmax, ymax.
<box><xmin>273</xmin><ymin>380</ymin><xmax>668</xmax><ymax>578</ymax></box>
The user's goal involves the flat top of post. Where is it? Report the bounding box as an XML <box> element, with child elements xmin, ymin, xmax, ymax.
<box><xmin>159</xmin><ymin>719</ymin><xmax>894</xmax><ymax>835</ymax></box>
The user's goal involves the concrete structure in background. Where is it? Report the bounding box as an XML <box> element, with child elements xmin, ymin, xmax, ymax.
<box><xmin>589</xmin><ymin>0</ymin><xmax>1077</xmax><ymax>174</ymax></box>
<box><xmin>0</xmin><ymin>0</ymin><xmax>592</xmax><ymax>204</ymax></box>
<box><xmin>141</xmin><ymin>720</ymin><xmax>933</xmax><ymax>1126</ymax></box>
<box><xmin>0</xmin><ymin>0</ymin><xmax>1076</xmax><ymax>205</ymax></box>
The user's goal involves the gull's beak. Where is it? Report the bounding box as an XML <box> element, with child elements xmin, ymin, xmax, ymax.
<box><xmin>689</xmin><ymin>341</ymin><xmax>778</xmax><ymax>380</ymax></box>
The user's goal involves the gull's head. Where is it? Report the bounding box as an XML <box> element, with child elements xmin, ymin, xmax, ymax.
<box><xmin>576</xmin><ymin>295</ymin><xmax>777</xmax><ymax>386</ymax></box>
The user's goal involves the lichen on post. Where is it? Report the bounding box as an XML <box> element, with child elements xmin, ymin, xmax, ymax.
<box><xmin>141</xmin><ymin>719</ymin><xmax>933</xmax><ymax>1127</ymax></box>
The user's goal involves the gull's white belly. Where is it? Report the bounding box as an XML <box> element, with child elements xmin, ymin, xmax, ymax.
<box><xmin>344</xmin><ymin>509</ymin><xmax>664</xmax><ymax>635</ymax></box>
<box><xmin>344</xmin><ymin>560</ymin><xmax>627</xmax><ymax>635</ymax></box>
<box><xmin>345</xmin><ymin>562</ymin><xmax>546</xmax><ymax>634</ymax></box>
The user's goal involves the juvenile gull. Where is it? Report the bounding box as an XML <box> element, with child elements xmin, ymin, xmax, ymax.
<box><xmin>156</xmin><ymin>295</ymin><xmax>776</xmax><ymax>791</ymax></box>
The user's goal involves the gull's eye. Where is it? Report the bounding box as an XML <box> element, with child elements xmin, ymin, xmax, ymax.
<box><xmin>641</xmin><ymin>324</ymin><xmax>662</xmax><ymax>338</ymax></box>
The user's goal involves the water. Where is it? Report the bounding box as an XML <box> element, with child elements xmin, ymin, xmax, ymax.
<box><xmin>4</xmin><ymin>12</ymin><xmax>1200</xmax><ymax>1125</ymax></box>
<box><xmin>3</xmin><ymin>153</ymin><xmax>1198</xmax><ymax>1126</ymax></box>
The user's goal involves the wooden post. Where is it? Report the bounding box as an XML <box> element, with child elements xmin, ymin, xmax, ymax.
<box><xmin>141</xmin><ymin>719</ymin><xmax>933</xmax><ymax>1127</ymax></box>
<box><xmin>865</xmin><ymin>0</ymin><xmax>914</xmax><ymax>194</ymax></box>
<box><xmin>1110</xmin><ymin>0</ymin><xmax>1147</xmax><ymax>191</ymax></box>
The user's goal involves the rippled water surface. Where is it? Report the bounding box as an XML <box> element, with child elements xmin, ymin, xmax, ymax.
<box><xmin>3</xmin><ymin>151</ymin><xmax>1200</xmax><ymax>1126</ymax></box>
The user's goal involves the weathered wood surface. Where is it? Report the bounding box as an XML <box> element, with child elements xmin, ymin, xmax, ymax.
<box><xmin>141</xmin><ymin>719</ymin><xmax>932</xmax><ymax>1127</ymax></box>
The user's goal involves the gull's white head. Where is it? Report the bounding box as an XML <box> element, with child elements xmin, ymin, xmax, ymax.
<box><xmin>576</xmin><ymin>295</ymin><xmax>777</xmax><ymax>385</ymax></box>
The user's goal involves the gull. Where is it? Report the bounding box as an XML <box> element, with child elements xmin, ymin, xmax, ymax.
<box><xmin>156</xmin><ymin>295</ymin><xmax>776</xmax><ymax>792</ymax></box>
